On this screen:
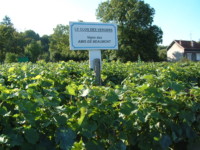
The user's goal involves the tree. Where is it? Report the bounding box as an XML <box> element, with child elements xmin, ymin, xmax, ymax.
<box><xmin>157</xmin><ymin>45</ymin><xmax>167</xmax><ymax>61</ymax></box>
<box><xmin>96</xmin><ymin>0</ymin><xmax>163</xmax><ymax>62</ymax></box>
<box><xmin>14</xmin><ymin>32</ymin><xmax>27</xmax><ymax>56</ymax></box>
<box><xmin>4</xmin><ymin>52</ymin><xmax>18</xmax><ymax>63</ymax></box>
<box><xmin>49</xmin><ymin>24</ymin><xmax>70</xmax><ymax>61</ymax></box>
<box><xmin>38</xmin><ymin>35</ymin><xmax>50</xmax><ymax>61</ymax></box>
<box><xmin>0</xmin><ymin>16</ymin><xmax>25</xmax><ymax>62</ymax></box>
<box><xmin>40</xmin><ymin>35</ymin><xmax>50</xmax><ymax>53</ymax></box>
<box><xmin>158</xmin><ymin>49</ymin><xmax>167</xmax><ymax>61</ymax></box>
<box><xmin>25</xmin><ymin>40</ymin><xmax>42</xmax><ymax>62</ymax></box>
<box><xmin>49</xmin><ymin>24</ymin><xmax>87</xmax><ymax>62</ymax></box>
<box><xmin>0</xmin><ymin>24</ymin><xmax>16</xmax><ymax>62</ymax></box>
<box><xmin>22</xmin><ymin>30</ymin><xmax>40</xmax><ymax>46</ymax></box>
<box><xmin>0</xmin><ymin>16</ymin><xmax>13</xmax><ymax>26</ymax></box>
<box><xmin>0</xmin><ymin>16</ymin><xmax>46</xmax><ymax>62</ymax></box>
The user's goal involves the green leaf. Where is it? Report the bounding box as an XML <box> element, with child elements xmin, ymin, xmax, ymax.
<box><xmin>78</xmin><ymin>107</ymin><xmax>87</xmax><ymax>125</ymax></box>
<box><xmin>136</xmin><ymin>83</ymin><xmax>150</xmax><ymax>92</ymax></box>
<box><xmin>18</xmin><ymin>90</ymin><xmax>29</xmax><ymax>98</ymax></box>
<box><xmin>85</xmin><ymin>140</ymin><xmax>105</xmax><ymax>150</ymax></box>
<box><xmin>27</xmin><ymin>88</ymin><xmax>35</xmax><ymax>95</ymax></box>
<box><xmin>8</xmin><ymin>67</ymin><xmax>15</xmax><ymax>72</ymax></box>
<box><xmin>72</xmin><ymin>139</ymin><xmax>85</xmax><ymax>150</ymax></box>
<box><xmin>55</xmin><ymin>127</ymin><xmax>76</xmax><ymax>150</ymax></box>
<box><xmin>153</xmin><ymin>137</ymin><xmax>160</xmax><ymax>141</ymax></box>
<box><xmin>33</xmin><ymin>75</ymin><xmax>42</xmax><ymax>80</ymax></box>
<box><xmin>41</xmin><ymin>80</ymin><xmax>53</xmax><ymax>87</ymax></box>
<box><xmin>9</xmin><ymin>133</ymin><xmax>24</xmax><ymax>147</ymax></box>
<box><xmin>54</xmin><ymin>115</ymin><xmax>68</xmax><ymax>126</ymax></box>
<box><xmin>160</xmin><ymin>135</ymin><xmax>172</xmax><ymax>150</ymax></box>
<box><xmin>137</xmin><ymin>110</ymin><xmax>145</xmax><ymax>123</ymax></box>
<box><xmin>179</xmin><ymin>111</ymin><xmax>195</xmax><ymax>123</ymax></box>
<box><xmin>108</xmin><ymin>141</ymin><xmax>126</xmax><ymax>150</ymax></box>
<box><xmin>80</xmin><ymin>121</ymin><xmax>97</xmax><ymax>138</ymax></box>
<box><xmin>0</xmin><ymin>106</ymin><xmax>7</xmax><ymax>116</ymax></box>
<box><xmin>78</xmin><ymin>85</ymin><xmax>84</xmax><ymax>90</ymax></box>
<box><xmin>55</xmin><ymin>106</ymin><xmax>67</xmax><ymax>113</ymax></box>
<box><xmin>106</xmin><ymin>90</ymin><xmax>119</xmax><ymax>102</ymax></box>
<box><xmin>142</xmin><ymin>74</ymin><xmax>154</xmax><ymax>81</ymax></box>
<box><xmin>164</xmin><ymin>81</ymin><xmax>185</xmax><ymax>92</ymax></box>
<box><xmin>66</xmin><ymin>85</ymin><xmax>76</xmax><ymax>96</ymax></box>
<box><xmin>185</xmin><ymin>126</ymin><xmax>197</xmax><ymax>139</ymax></box>
<box><xmin>120</xmin><ymin>102</ymin><xmax>136</xmax><ymax>115</ymax></box>
<box><xmin>24</xmin><ymin>128</ymin><xmax>39</xmax><ymax>144</ymax></box>
<box><xmin>34</xmin><ymin>97</ymin><xmax>44</xmax><ymax>105</ymax></box>
<box><xmin>21</xmin><ymin>65</ymin><xmax>27</xmax><ymax>71</ymax></box>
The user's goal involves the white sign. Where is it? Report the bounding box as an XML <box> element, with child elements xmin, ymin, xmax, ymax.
<box><xmin>69</xmin><ymin>22</ymin><xmax>118</xmax><ymax>50</ymax></box>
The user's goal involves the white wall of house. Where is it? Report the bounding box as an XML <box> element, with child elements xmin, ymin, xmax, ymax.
<box><xmin>167</xmin><ymin>43</ymin><xmax>184</xmax><ymax>61</ymax></box>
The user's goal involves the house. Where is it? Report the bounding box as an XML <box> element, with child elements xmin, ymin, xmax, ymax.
<box><xmin>167</xmin><ymin>40</ymin><xmax>200</xmax><ymax>61</ymax></box>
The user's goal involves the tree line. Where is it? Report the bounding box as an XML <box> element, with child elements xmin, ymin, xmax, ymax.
<box><xmin>0</xmin><ymin>0</ymin><xmax>165</xmax><ymax>63</ymax></box>
<box><xmin>0</xmin><ymin>16</ymin><xmax>88</xmax><ymax>63</ymax></box>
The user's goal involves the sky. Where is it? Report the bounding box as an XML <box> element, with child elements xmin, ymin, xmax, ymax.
<box><xmin>144</xmin><ymin>0</ymin><xmax>200</xmax><ymax>45</ymax></box>
<box><xmin>0</xmin><ymin>0</ymin><xmax>200</xmax><ymax>46</ymax></box>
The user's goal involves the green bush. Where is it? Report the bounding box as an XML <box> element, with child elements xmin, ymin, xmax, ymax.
<box><xmin>38</xmin><ymin>52</ymin><xmax>50</xmax><ymax>62</ymax></box>
<box><xmin>158</xmin><ymin>49</ymin><xmax>167</xmax><ymax>61</ymax></box>
<box><xmin>4</xmin><ymin>52</ymin><xmax>18</xmax><ymax>63</ymax></box>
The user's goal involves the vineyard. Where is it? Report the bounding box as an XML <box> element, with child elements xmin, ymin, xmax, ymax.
<box><xmin>0</xmin><ymin>60</ymin><xmax>200</xmax><ymax>150</ymax></box>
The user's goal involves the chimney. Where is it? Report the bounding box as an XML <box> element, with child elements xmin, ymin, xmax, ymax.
<box><xmin>191</xmin><ymin>41</ymin><xmax>194</xmax><ymax>47</ymax></box>
<box><xmin>179</xmin><ymin>40</ymin><xmax>182</xmax><ymax>45</ymax></box>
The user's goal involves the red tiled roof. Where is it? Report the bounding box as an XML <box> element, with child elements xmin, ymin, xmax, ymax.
<box><xmin>167</xmin><ymin>40</ymin><xmax>200</xmax><ymax>51</ymax></box>
<box><xmin>174</xmin><ymin>40</ymin><xmax>200</xmax><ymax>49</ymax></box>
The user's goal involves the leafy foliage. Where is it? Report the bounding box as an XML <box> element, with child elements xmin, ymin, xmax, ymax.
<box><xmin>24</xmin><ymin>40</ymin><xmax>42</xmax><ymax>62</ymax></box>
<box><xmin>1</xmin><ymin>2</ymin><xmax>164</xmax><ymax>63</ymax></box>
<box><xmin>4</xmin><ymin>52</ymin><xmax>18</xmax><ymax>63</ymax></box>
<box><xmin>96</xmin><ymin>0</ymin><xmax>163</xmax><ymax>62</ymax></box>
<box><xmin>0</xmin><ymin>61</ymin><xmax>200</xmax><ymax>149</ymax></box>
<box><xmin>0</xmin><ymin>17</ymin><xmax>49</xmax><ymax>63</ymax></box>
<box><xmin>49</xmin><ymin>24</ymin><xmax>88</xmax><ymax>62</ymax></box>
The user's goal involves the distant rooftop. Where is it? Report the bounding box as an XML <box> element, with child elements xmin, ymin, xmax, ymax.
<box><xmin>167</xmin><ymin>40</ymin><xmax>200</xmax><ymax>51</ymax></box>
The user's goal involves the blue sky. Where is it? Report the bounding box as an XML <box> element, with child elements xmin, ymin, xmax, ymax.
<box><xmin>144</xmin><ymin>0</ymin><xmax>200</xmax><ymax>45</ymax></box>
<box><xmin>0</xmin><ymin>0</ymin><xmax>199</xmax><ymax>45</ymax></box>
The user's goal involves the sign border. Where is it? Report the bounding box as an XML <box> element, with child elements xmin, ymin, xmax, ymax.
<box><xmin>70</xmin><ymin>22</ymin><xmax>118</xmax><ymax>50</ymax></box>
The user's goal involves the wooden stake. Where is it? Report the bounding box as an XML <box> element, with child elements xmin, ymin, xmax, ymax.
<box><xmin>93</xmin><ymin>58</ymin><xmax>101</xmax><ymax>85</ymax></box>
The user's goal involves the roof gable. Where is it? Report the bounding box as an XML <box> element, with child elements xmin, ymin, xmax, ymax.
<box><xmin>167</xmin><ymin>40</ymin><xmax>200</xmax><ymax>51</ymax></box>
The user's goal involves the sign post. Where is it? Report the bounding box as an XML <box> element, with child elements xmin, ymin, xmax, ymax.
<box><xmin>89</xmin><ymin>50</ymin><xmax>101</xmax><ymax>69</ymax></box>
<box><xmin>93</xmin><ymin>58</ymin><xmax>101</xmax><ymax>85</ymax></box>
<box><xmin>69</xmin><ymin>22</ymin><xmax>118</xmax><ymax>84</ymax></box>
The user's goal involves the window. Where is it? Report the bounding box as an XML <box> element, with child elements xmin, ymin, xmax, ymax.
<box><xmin>196</xmin><ymin>53</ymin><xmax>200</xmax><ymax>61</ymax></box>
<box><xmin>186</xmin><ymin>53</ymin><xmax>192</xmax><ymax>60</ymax></box>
